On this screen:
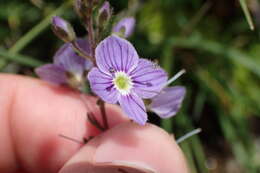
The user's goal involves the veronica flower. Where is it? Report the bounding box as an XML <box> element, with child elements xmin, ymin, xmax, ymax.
<box><xmin>88</xmin><ymin>35</ymin><xmax>167</xmax><ymax>125</ymax></box>
<box><xmin>148</xmin><ymin>70</ymin><xmax>186</xmax><ymax>118</ymax></box>
<box><xmin>113</xmin><ymin>17</ymin><xmax>136</xmax><ymax>38</ymax></box>
<box><xmin>36</xmin><ymin>39</ymin><xmax>93</xmax><ymax>89</ymax></box>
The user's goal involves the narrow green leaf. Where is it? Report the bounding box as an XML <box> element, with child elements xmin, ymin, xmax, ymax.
<box><xmin>168</xmin><ymin>36</ymin><xmax>260</xmax><ymax>78</ymax></box>
<box><xmin>239</xmin><ymin>0</ymin><xmax>255</xmax><ymax>30</ymax></box>
<box><xmin>9</xmin><ymin>1</ymin><xmax>72</xmax><ymax>54</ymax></box>
<box><xmin>0</xmin><ymin>49</ymin><xmax>44</xmax><ymax>67</ymax></box>
<box><xmin>0</xmin><ymin>1</ymin><xmax>72</xmax><ymax>70</ymax></box>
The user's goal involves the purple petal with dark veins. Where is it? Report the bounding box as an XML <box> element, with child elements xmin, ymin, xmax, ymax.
<box><xmin>113</xmin><ymin>17</ymin><xmax>136</xmax><ymax>38</ymax></box>
<box><xmin>131</xmin><ymin>59</ymin><xmax>168</xmax><ymax>99</ymax></box>
<box><xmin>54</xmin><ymin>39</ymin><xmax>93</xmax><ymax>75</ymax></box>
<box><xmin>149</xmin><ymin>86</ymin><xmax>186</xmax><ymax>118</ymax></box>
<box><xmin>118</xmin><ymin>93</ymin><xmax>147</xmax><ymax>125</ymax></box>
<box><xmin>95</xmin><ymin>35</ymin><xmax>139</xmax><ymax>74</ymax></box>
<box><xmin>35</xmin><ymin>64</ymin><xmax>67</xmax><ymax>85</ymax></box>
<box><xmin>88</xmin><ymin>67</ymin><xmax>119</xmax><ymax>104</ymax></box>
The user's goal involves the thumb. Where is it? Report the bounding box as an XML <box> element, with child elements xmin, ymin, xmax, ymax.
<box><xmin>59</xmin><ymin>122</ymin><xmax>189</xmax><ymax>173</ymax></box>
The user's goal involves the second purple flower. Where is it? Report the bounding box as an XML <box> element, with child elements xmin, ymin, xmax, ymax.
<box><xmin>88</xmin><ymin>35</ymin><xmax>167</xmax><ymax>125</ymax></box>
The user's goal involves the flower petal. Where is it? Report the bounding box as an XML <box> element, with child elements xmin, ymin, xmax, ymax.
<box><xmin>95</xmin><ymin>35</ymin><xmax>139</xmax><ymax>75</ymax></box>
<box><xmin>113</xmin><ymin>17</ymin><xmax>136</xmax><ymax>38</ymax></box>
<box><xmin>35</xmin><ymin>64</ymin><xmax>67</xmax><ymax>85</ymax></box>
<box><xmin>149</xmin><ymin>86</ymin><xmax>186</xmax><ymax>118</ymax></box>
<box><xmin>54</xmin><ymin>39</ymin><xmax>93</xmax><ymax>75</ymax></box>
<box><xmin>131</xmin><ymin>59</ymin><xmax>168</xmax><ymax>99</ymax></box>
<box><xmin>119</xmin><ymin>93</ymin><xmax>147</xmax><ymax>125</ymax></box>
<box><xmin>88</xmin><ymin>67</ymin><xmax>119</xmax><ymax>104</ymax></box>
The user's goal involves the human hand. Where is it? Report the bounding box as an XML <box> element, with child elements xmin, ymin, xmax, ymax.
<box><xmin>0</xmin><ymin>74</ymin><xmax>189</xmax><ymax>173</ymax></box>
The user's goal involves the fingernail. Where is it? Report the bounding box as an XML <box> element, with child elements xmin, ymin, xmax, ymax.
<box><xmin>59</xmin><ymin>161</ymin><xmax>157</xmax><ymax>173</ymax></box>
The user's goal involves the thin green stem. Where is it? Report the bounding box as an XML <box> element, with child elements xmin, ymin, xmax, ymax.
<box><xmin>239</xmin><ymin>0</ymin><xmax>255</xmax><ymax>30</ymax></box>
<box><xmin>0</xmin><ymin>49</ymin><xmax>44</xmax><ymax>67</ymax></box>
<box><xmin>161</xmin><ymin>41</ymin><xmax>176</xmax><ymax>132</ymax></box>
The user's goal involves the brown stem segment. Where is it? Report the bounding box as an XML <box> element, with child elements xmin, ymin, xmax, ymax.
<box><xmin>71</xmin><ymin>41</ymin><xmax>95</xmax><ymax>62</ymax></box>
<box><xmin>99</xmin><ymin>100</ymin><xmax>109</xmax><ymax>130</ymax></box>
<box><xmin>85</xmin><ymin>0</ymin><xmax>96</xmax><ymax>64</ymax></box>
<box><xmin>87</xmin><ymin>112</ymin><xmax>105</xmax><ymax>131</ymax></box>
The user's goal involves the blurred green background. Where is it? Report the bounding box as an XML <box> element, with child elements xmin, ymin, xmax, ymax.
<box><xmin>1</xmin><ymin>0</ymin><xmax>260</xmax><ymax>172</ymax></box>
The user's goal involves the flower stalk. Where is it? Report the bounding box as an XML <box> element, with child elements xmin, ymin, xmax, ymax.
<box><xmin>85</xmin><ymin>0</ymin><xmax>96</xmax><ymax>59</ymax></box>
<box><xmin>71</xmin><ymin>41</ymin><xmax>95</xmax><ymax>62</ymax></box>
<box><xmin>97</xmin><ymin>99</ymin><xmax>109</xmax><ymax>130</ymax></box>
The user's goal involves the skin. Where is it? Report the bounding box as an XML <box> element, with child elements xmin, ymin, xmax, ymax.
<box><xmin>0</xmin><ymin>74</ymin><xmax>189</xmax><ymax>173</ymax></box>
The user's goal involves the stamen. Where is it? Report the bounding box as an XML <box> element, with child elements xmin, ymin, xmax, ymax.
<box><xmin>165</xmin><ymin>69</ymin><xmax>186</xmax><ymax>87</ymax></box>
<box><xmin>109</xmin><ymin>67</ymin><xmax>116</xmax><ymax>73</ymax></box>
<box><xmin>113</xmin><ymin>71</ymin><xmax>133</xmax><ymax>95</ymax></box>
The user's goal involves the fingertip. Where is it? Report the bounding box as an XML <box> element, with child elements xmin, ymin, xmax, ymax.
<box><xmin>59</xmin><ymin>122</ymin><xmax>189</xmax><ymax>173</ymax></box>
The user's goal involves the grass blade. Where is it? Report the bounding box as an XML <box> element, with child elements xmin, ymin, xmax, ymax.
<box><xmin>239</xmin><ymin>0</ymin><xmax>255</xmax><ymax>30</ymax></box>
<box><xmin>0</xmin><ymin>49</ymin><xmax>44</xmax><ymax>67</ymax></box>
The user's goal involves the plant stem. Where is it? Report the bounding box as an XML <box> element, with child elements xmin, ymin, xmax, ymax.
<box><xmin>71</xmin><ymin>41</ymin><xmax>95</xmax><ymax>62</ymax></box>
<box><xmin>99</xmin><ymin>100</ymin><xmax>109</xmax><ymax>130</ymax></box>
<box><xmin>87</xmin><ymin>112</ymin><xmax>105</xmax><ymax>131</ymax></box>
<box><xmin>85</xmin><ymin>1</ymin><xmax>96</xmax><ymax>62</ymax></box>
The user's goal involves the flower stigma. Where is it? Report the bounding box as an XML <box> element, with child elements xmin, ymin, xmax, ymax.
<box><xmin>113</xmin><ymin>71</ymin><xmax>133</xmax><ymax>95</ymax></box>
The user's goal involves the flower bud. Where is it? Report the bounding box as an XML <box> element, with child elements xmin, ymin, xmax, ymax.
<box><xmin>52</xmin><ymin>16</ymin><xmax>76</xmax><ymax>42</ymax></box>
<box><xmin>98</xmin><ymin>1</ymin><xmax>111</xmax><ymax>26</ymax></box>
<box><xmin>74</xmin><ymin>0</ymin><xmax>87</xmax><ymax>19</ymax></box>
<box><xmin>113</xmin><ymin>17</ymin><xmax>136</xmax><ymax>38</ymax></box>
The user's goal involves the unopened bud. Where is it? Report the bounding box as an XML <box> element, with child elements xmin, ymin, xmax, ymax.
<box><xmin>74</xmin><ymin>0</ymin><xmax>88</xmax><ymax>19</ymax></box>
<box><xmin>113</xmin><ymin>17</ymin><xmax>136</xmax><ymax>38</ymax></box>
<box><xmin>52</xmin><ymin>16</ymin><xmax>76</xmax><ymax>42</ymax></box>
<box><xmin>98</xmin><ymin>1</ymin><xmax>111</xmax><ymax>26</ymax></box>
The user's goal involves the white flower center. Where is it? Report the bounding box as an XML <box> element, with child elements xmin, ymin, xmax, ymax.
<box><xmin>113</xmin><ymin>71</ymin><xmax>133</xmax><ymax>95</ymax></box>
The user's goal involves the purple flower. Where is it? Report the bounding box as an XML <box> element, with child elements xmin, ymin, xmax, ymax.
<box><xmin>113</xmin><ymin>17</ymin><xmax>136</xmax><ymax>38</ymax></box>
<box><xmin>52</xmin><ymin>16</ymin><xmax>76</xmax><ymax>42</ymax></box>
<box><xmin>149</xmin><ymin>86</ymin><xmax>186</xmax><ymax>118</ymax></box>
<box><xmin>36</xmin><ymin>39</ymin><xmax>93</xmax><ymax>89</ymax></box>
<box><xmin>88</xmin><ymin>35</ymin><xmax>167</xmax><ymax>125</ymax></box>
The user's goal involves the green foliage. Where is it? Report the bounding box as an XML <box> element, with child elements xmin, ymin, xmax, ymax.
<box><xmin>1</xmin><ymin>0</ymin><xmax>260</xmax><ymax>172</ymax></box>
